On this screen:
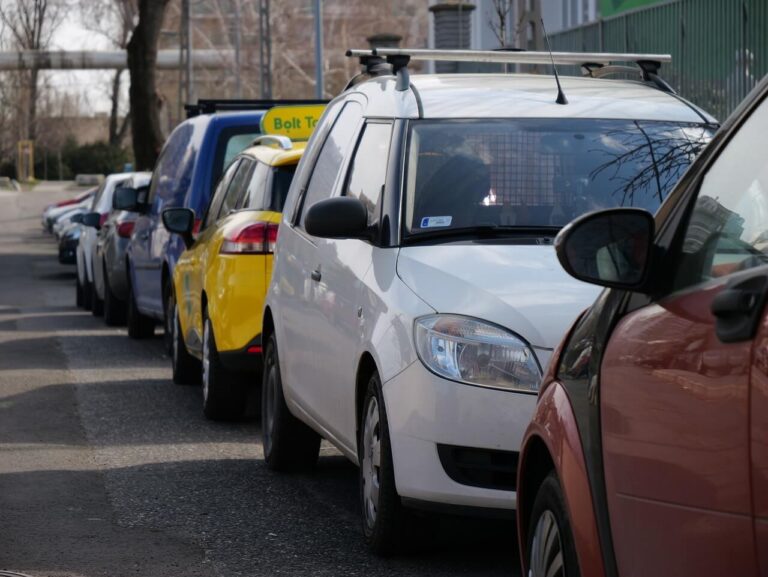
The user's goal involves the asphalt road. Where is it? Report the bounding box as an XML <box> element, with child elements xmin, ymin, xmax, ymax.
<box><xmin>0</xmin><ymin>183</ymin><xmax>521</xmax><ymax>577</ymax></box>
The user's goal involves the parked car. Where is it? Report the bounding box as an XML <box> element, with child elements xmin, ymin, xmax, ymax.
<box><xmin>163</xmin><ymin>135</ymin><xmax>307</xmax><ymax>419</ymax></box>
<box><xmin>76</xmin><ymin>173</ymin><xmax>135</xmax><ymax>312</ymax></box>
<box><xmin>116</xmin><ymin>109</ymin><xmax>267</xmax><ymax>343</ymax></box>
<box><xmin>43</xmin><ymin>188</ymin><xmax>95</xmax><ymax>232</ymax></box>
<box><xmin>260</xmin><ymin>50</ymin><xmax>716</xmax><ymax>552</ymax></box>
<box><xmin>517</xmin><ymin>74</ymin><xmax>768</xmax><ymax>577</ymax></box>
<box><xmin>58</xmin><ymin>220</ymin><xmax>82</xmax><ymax>265</ymax></box>
<box><xmin>53</xmin><ymin>203</ymin><xmax>91</xmax><ymax>240</ymax></box>
<box><xmin>92</xmin><ymin>172</ymin><xmax>152</xmax><ymax>325</ymax></box>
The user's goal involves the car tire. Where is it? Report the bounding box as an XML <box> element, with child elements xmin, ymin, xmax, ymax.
<box><xmin>261</xmin><ymin>333</ymin><xmax>321</xmax><ymax>471</ymax></box>
<box><xmin>76</xmin><ymin>274</ymin><xmax>84</xmax><ymax>308</ymax></box>
<box><xmin>359</xmin><ymin>371</ymin><xmax>408</xmax><ymax>555</ymax></box>
<box><xmin>526</xmin><ymin>471</ymin><xmax>580</xmax><ymax>577</ymax></box>
<box><xmin>201</xmin><ymin>310</ymin><xmax>246</xmax><ymax>419</ymax></box>
<box><xmin>91</xmin><ymin>280</ymin><xmax>104</xmax><ymax>317</ymax></box>
<box><xmin>103</xmin><ymin>264</ymin><xmax>126</xmax><ymax>326</ymax></box>
<box><xmin>83</xmin><ymin>279</ymin><xmax>93</xmax><ymax>311</ymax></box>
<box><xmin>171</xmin><ymin>295</ymin><xmax>200</xmax><ymax>385</ymax></box>
<box><xmin>163</xmin><ymin>282</ymin><xmax>174</xmax><ymax>355</ymax></box>
<box><xmin>127</xmin><ymin>280</ymin><xmax>154</xmax><ymax>339</ymax></box>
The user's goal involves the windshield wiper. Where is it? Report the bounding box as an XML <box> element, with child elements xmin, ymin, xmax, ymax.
<box><xmin>403</xmin><ymin>225</ymin><xmax>562</xmax><ymax>244</ymax></box>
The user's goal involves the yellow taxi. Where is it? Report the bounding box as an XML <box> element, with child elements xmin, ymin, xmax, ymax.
<box><xmin>162</xmin><ymin>106</ymin><xmax>320</xmax><ymax>419</ymax></box>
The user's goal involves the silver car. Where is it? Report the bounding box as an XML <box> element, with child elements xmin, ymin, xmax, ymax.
<box><xmin>92</xmin><ymin>172</ymin><xmax>152</xmax><ymax>325</ymax></box>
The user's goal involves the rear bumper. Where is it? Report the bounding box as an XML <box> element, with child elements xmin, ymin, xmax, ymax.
<box><xmin>218</xmin><ymin>334</ymin><xmax>263</xmax><ymax>377</ymax></box>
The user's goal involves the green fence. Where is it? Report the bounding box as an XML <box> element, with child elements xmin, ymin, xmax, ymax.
<box><xmin>550</xmin><ymin>0</ymin><xmax>768</xmax><ymax>121</ymax></box>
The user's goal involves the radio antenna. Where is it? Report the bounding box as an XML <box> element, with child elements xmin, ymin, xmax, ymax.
<box><xmin>540</xmin><ymin>18</ymin><xmax>568</xmax><ymax>105</ymax></box>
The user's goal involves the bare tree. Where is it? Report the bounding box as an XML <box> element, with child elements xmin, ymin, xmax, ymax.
<box><xmin>127</xmin><ymin>0</ymin><xmax>171</xmax><ymax>170</ymax></box>
<box><xmin>0</xmin><ymin>0</ymin><xmax>64</xmax><ymax>141</ymax></box>
<box><xmin>79</xmin><ymin>0</ymin><xmax>137</xmax><ymax>145</ymax></box>
<box><xmin>488</xmin><ymin>0</ymin><xmax>514</xmax><ymax>48</ymax></box>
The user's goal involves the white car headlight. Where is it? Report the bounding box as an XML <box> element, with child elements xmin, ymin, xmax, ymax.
<box><xmin>414</xmin><ymin>314</ymin><xmax>541</xmax><ymax>393</ymax></box>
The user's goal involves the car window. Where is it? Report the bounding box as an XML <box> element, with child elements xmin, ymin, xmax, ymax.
<box><xmin>404</xmin><ymin>119</ymin><xmax>713</xmax><ymax>236</ymax></box>
<box><xmin>90</xmin><ymin>180</ymin><xmax>108</xmax><ymax>210</ymax></box>
<box><xmin>269</xmin><ymin>165</ymin><xmax>296</xmax><ymax>212</ymax></box>
<box><xmin>203</xmin><ymin>159</ymin><xmax>241</xmax><ymax>229</ymax></box>
<box><xmin>217</xmin><ymin>159</ymin><xmax>253</xmax><ymax>220</ymax></box>
<box><xmin>241</xmin><ymin>162</ymin><xmax>271</xmax><ymax>210</ymax></box>
<box><xmin>147</xmin><ymin>123</ymin><xmax>193</xmax><ymax>206</ymax></box>
<box><xmin>211</xmin><ymin>126</ymin><xmax>260</xmax><ymax>197</ymax></box>
<box><xmin>242</xmin><ymin>162</ymin><xmax>296</xmax><ymax>212</ymax></box>
<box><xmin>674</xmin><ymin>98</ymin><xmax>768</xmax><ymax>290</ymax></box>
<box><xmin>344</xmin><ymin>122</ymin><xmax>392</xmax><ymax>226</ymax></box>
<box><xmin>285</xmin><ymin>100</ymin><xmax>343</xmax><ymax>222</ymax></box>
<box><xmin>298</xmin><ymin>101</ymin><xmax>363</xmax><ymax>228</ymax></box>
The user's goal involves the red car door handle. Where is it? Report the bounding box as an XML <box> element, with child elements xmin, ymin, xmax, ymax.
<box><xmin>711</xmin><ymin>274</ymin><xmax>768</xmax><ymax>343</ymax></box>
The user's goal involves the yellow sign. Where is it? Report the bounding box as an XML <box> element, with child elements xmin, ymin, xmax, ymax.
<box><xmin>260</xmin><ymin>105</ymin><xmax>326</xmax><ymax>141</ymax></box>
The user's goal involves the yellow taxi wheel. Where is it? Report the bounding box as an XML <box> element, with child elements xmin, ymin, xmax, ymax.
<box><xmin>201</xmin><ymin>312</ymin><xmax>247</xmax><ymax>421</ymax></box>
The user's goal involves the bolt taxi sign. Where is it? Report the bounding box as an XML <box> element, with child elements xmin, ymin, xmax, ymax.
<box><xmin>260</xmin><ymin>105</ymin><xmax>326</xmax><ymax>141</ymax></box>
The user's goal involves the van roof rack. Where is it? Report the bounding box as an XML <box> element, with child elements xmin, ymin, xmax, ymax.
<box><xmin>185</xmin><ymin>99</ymin><xmax>327</xmax><ymax>118</ymax></box>
<box><xmin>345</xmin><ymin>48</ymin><xmax>674</xmax><ymax>93</ymax></box>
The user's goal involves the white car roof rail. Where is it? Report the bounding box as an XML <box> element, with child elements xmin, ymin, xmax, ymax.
<box><xmin>252</xmin><ymin>135</ymin><xmax>293</xmax><ymax>150</ymax></box>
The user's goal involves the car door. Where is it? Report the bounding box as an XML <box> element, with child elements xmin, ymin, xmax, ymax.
<box><xmin>278</xmin><ymin>100</ymin><xmax>363</xmax><ymax>442</ymax></box>
<box><xmin>599</xmin><ymin>92</ymin><xmax>768</xmax><ymax>577</ymax></box>
<box><xmin>751</xmin><ymin>306</ymin><xmax>768</xmax><ymax>577</ymax></box>
<box><xmin>326</xmin><ymin>120</ymin><xmax>393</xmax><ymax>446</ymax></box>
<box><xmin>177</xmin><ymin>158</ymin><xmax>244</xmax><ymax>352</ymax></box>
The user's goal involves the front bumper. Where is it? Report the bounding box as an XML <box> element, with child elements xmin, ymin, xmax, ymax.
<box><xmin>382</xmin><ymin>361</ymin><xmax>537</xmax><ymax>511</ymax></box>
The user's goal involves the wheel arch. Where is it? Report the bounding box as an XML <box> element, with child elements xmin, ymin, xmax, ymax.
<box><xmin>355</xmin><ymin>352</ymin><xmax>379</xmax><ymax>453</ymax></box>
<box><xmin>161</xmin><ymin>261</ymin><xmax>172</xmax><ymax>299</ymax></box>
<box><xmin>262</xmin><ymin>306</ymin><xmax>275</xmax><ymax>342</ymax></box>
<box><xmin>517</xmin><ymin>434</ymin><xmax>555</xmax><ymax>562</ymax></box>
<box><xmin>517</xmin><ymin>381</ymin><xmax>607</xmax><ymax>577</ymax></box>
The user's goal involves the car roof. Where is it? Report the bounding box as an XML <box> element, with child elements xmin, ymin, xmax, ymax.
<box><xmin>350</xmin><ymin>73</ymin><xmax>716</xmax><ymax>124</ymax></box>
<box><xmin>240</xmin><ymin>140</ymin><xmax>307</xmax><ymax>167</ymax></box>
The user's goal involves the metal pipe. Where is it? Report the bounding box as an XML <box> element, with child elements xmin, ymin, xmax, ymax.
<box><xmin>0</xmin><ymin>50</ymin><xmax>233</xmax><ymax>70</ymax></box>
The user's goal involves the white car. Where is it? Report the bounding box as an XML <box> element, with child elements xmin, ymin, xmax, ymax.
<box><xmin>76</xmin><ymin>173</ymin><xmax>134</xmax><ymax>312</ymax></box>
<box><xmin>261</xmin><ymin>49</ymin><xmax>716</xmax><ymax>552</ymax></box>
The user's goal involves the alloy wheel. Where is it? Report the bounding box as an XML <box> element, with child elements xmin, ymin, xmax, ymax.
<box><xmin>529</xmin><ymin>510</ymin><xmax>564</xmax><ymax>577</ymax></box>
<box><xmin>361</xmin><ymin>396</ymin><xmax>382</xmax><ymax>529</ymax></box>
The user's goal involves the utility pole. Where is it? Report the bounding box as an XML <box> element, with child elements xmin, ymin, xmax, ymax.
<box><xmin>234</xmin><ymin>0</ymin><xmax>242</xmax><ymax>98</ymax></box>
<box><xmin>258</xmin><ymin>0</ymin><xmax>272</xmax><ymax>99</ymax></box>
<box><xmin>184</xmin><ymin>0</ymin><xmax>194</xmax><ymax>104</ymax></box>
<box><xmin>178</xmin><ymin>2</ymin><xmax>184</xmax><ymax>117</ymax></box>
<box><xmin>314</xmin><ymin>0</ymin><xmax>323</xmax><ymax>99</ymax></box>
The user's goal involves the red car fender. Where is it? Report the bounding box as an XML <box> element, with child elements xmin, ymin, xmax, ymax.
<box><xmin>517</xmin><ymin>381</ymin><xmax>606</xmax><ymax>577</ymax></box>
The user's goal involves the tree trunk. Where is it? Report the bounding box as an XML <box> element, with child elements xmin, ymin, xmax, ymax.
<box><xmin>108</xmin><ymin>69</ymin><xmax>122</xmax><ymax>145</ymax></box>
<box><xmin>28</xmin><ymin>68</ymin><xmax>38</xmax><ymax>142</ymax></box>
<box><xmin>127</xmin><ymin>0</ymin><xmax>170</xmax><ymax>170</ymax></box>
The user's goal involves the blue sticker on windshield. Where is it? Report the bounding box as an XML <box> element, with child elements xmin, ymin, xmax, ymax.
<box><xmin>420</xmin><ymin>216</ymin><xmax>452</xmax><ymax>228</ymax></box>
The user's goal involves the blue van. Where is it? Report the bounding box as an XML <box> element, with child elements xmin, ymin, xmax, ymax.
<box><xmin>123</xmin><ymin>110</ymin><xmax>265</xmax><ymax>341</ymax></box>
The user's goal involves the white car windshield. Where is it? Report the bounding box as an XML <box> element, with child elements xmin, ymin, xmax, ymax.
<box><xmin>404</xmin><ymin>119</ymin><xmax>714</xmax><ymax>236</ymax></box>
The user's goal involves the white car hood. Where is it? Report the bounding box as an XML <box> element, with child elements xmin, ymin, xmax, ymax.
<box><xmin>396</xmin><ymin>243</ymin><xmax>600</xmax><ymax>362</ymax></box>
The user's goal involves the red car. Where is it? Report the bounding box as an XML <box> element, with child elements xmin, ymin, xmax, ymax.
<box><xmin>517</xmin><ymin>74</ymin><xmax>768</xmax><ymax>577</ymax></box>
